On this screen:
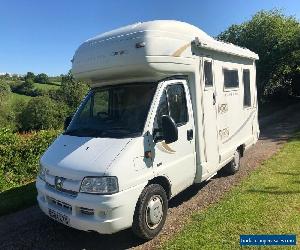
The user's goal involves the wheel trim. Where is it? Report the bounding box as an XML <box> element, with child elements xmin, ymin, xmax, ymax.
<box><xmin>145</xmin><ymin>195</ymin><xmax>164</xmax><ymax>230</ymax></box>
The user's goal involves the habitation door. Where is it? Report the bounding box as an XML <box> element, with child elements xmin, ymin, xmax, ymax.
<box><xmin>201</xmin><ymin>58</ymin><xmax>219</xmax><ymax>174</ymax></box>
<box><xmin>152</xmin><ymin>79</ymin><xmax>196</xmax><ymax>197</ymax></box>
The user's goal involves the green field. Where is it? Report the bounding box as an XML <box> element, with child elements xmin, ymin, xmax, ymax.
<box><xmin>164</xmin><ymin>132</ymin><xmax>300</xmax><ymax>249</ymax></box>
<box><xmin>7</xmin><ymin>81</ymin><xmax>61</xmax><ymax>106</ymax></box>
<box><xmin>10</xmin><ymin>92</ymin><xmax>32</xmax><ymax>105</ymax></box>
<box><xmin>33</xmin><ymin>82</ymin><xmax>60</xmax><ymax>91</ymax></box>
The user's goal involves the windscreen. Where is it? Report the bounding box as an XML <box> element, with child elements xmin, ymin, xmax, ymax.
<box><xmin>65</xmin><ymin>83</ymin><xmax>157</xmax><ymax>138</ymax></box>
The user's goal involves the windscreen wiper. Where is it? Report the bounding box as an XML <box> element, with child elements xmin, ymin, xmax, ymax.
<box><xmin>64</xmin><ymin>128</ymin><xmax>103</xmax><ymax>137</ymax></box>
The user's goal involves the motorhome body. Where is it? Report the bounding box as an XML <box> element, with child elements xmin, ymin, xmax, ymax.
<box><xmin>36</xmin><ymin>20</ymin><xmax>259</xmax><ymax>239</ymax></box>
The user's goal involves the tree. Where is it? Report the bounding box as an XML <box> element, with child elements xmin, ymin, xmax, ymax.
<box><xmin>0</xmin><ymin>82</ymin><xmax>14</xmax><ymax>129</ymax></box>
<box><xmin>217</xmin><ymin>10</ymin><xmax>300</xmax><ymax>102</ymax></box>
<box><xmin>56</xmin><ymin>71</ymin><xmax>89</xmax><ymax>110</ymax></box>
<box><xmin>24</xmin><ymin>72</ymin><xmax>35</xmax><ymax>81</ymax></box>
<box><xmin>35</xmin><ymin>73</ymin><xmax>49</xmax><ymax>84</ymax></box>
<box><xmin>19</xmin><ymin>96</ymin><xmax>68</xmax><ymax>131</ymax></box>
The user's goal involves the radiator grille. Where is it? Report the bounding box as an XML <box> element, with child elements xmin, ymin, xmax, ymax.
<box><xmin>47</xmin><ymin>196</ymin><xmax>72</xmax><ymax>212</ymax></box>
<box><xmin>79</xmin><ymin>207</ymin><xmax>94</xmax><ymax>216</ymax></box>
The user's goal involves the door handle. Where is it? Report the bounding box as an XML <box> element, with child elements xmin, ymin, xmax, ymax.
<box><xmin>213</xmin><ymin>92</ymin><xmax>216</xmax><ymax>105</ymax></box>
<box><xmin>187</xmin><ymin>129</ymin><xmax>193</xmax><ymax>141</ymax></box>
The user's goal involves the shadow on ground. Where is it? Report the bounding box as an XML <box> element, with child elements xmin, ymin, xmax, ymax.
<box><xmin>0</xmin><ymin>182</ymin><xmax>36</xmax><ymax>216</ymax></box>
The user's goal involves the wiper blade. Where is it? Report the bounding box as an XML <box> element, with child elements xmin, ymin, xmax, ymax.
<box><xmin>64</xmin><ymin>128</ymin><xmax>103</xmax><ymax>137</ymax></box>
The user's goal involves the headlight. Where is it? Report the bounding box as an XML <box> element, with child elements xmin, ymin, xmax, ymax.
<box><xmin>38</xmin><ymin>164</ymin><xmax>46</xmax><ymax>181</ymax></box>
<box><xmin>80</xmin><ymin>177</ymin><xmax>119</xmax><ymax>194</ymax></box>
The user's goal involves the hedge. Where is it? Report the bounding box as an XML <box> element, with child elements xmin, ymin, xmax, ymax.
<box><xmin>0</xmin><ymin>128</ymin><xmax>60</xmax><ymax>192</ymax></box>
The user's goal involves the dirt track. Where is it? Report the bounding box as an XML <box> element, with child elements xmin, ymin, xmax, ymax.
<box><xmin>1</xmin><ymin>104</ymin><xmax>300</xmax><ymax>250</ymax></box>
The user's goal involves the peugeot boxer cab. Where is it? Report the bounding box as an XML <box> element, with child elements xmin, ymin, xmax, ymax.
<box><xmin>36</xmin><ymin>20</ymin><xmax>259</xmax><ymax>239</ymax></box>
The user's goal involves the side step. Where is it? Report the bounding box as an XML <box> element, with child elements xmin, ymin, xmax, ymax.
<box><xmin>206</xmin><ymin>172</ymin><xmax>217</xmax><ymax>181</ymax></box>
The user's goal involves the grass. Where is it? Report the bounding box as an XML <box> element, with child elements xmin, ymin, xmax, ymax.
<box><xmin>163</xmin><ymin>132</ymin><xmax>300</xmax><ymax>250</ymax></box>
<box><xmin>8</xmin><ymin>82</ymin><xmax>61</xmax><ymax>106</ymax></box>
<box><xmin>0</xmin><ymin>182</ymin><xmax>37</xmax><ymax>216</ymax></box>
<box><xmin>10</xmin><ymin>92</ymin><xmax>32</xmax><ymax>105</ymax></box>
<box><xmin>33</xmin><ymin>82</ymin><xmax>60</xmax><ymax>90</ymax></box>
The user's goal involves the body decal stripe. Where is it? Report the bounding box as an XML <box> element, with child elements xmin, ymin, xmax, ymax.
<box><xmin>222</xmin><ymin>110</ymin><xmax>256</xmax><ymax>144</ymax></box>
<box><xmin>172</xmin><ymin>43</ymin><xmax>191</xmax><ymax>57</ymax></box>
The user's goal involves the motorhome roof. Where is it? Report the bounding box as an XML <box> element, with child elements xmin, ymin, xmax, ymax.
<box><xmin>72</xmin><ymin>20</ymin><xmax>258</xmax><ymax>83</ymax></box>
<box><xmin>83</xmin><ymin>20</ymin><xmax>258</xmax><ymax>60</ymax></box>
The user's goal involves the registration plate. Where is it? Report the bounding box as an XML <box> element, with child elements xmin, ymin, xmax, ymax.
<box><xmin>48</xmin><ymin>208</ymin><xmax>70</xmax><ymax>225</ymax></box>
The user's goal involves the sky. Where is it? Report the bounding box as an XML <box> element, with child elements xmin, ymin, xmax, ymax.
<box><xmin>0</xmin><ymin>0</ymin><xmax>299</xmax><ymax>76</ymax></box>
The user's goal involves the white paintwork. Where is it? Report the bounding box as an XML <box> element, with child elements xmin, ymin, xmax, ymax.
<box><xmin>72</xmin><ymin>20</ymin><xmax>258</xmax><ymax>83</ymax></box>
<box><xmin>41</xmin><ymin>135</ymin><xmax>131</xmax><ymax>179</ymax></box>
<box><xmin>201</xmin><ymin>57</ymin><xmax>219</xmax><ymax>176</ymax></box>
<box><xmin>150</xmin><ymin>79</ymin><xmax>196</xmax><ymax>197</ymax></box>
<box><xmin>37</xmin><ymin>20</ymin><xmax>259</xmax><ymax>235</ymax></box>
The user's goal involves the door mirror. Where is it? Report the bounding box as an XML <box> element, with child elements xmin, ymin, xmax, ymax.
<box><xmin>64</xmin><ymin>116</ymin><xmax>72</xmax><ymax>130</ymax></box>
<box><xmin>161</xmin><ymin>115</ymin><xmax>178</xmax><ymax>144</ymax></box>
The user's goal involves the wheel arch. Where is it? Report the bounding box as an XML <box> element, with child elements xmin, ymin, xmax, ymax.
<box><xmin>148</xmin><ymin>176</ymin><xmax>172</xmax><ymax>200</ymax></box>
<box><xmin>238</xmin><ymin>144</ymin><xmax>245</xmax><ymax>157</ymax></box>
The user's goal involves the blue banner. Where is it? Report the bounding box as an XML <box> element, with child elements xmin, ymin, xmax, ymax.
<box><xmin>240</xmin><ymin>235</ymin><xmax>296</xmax><ymax>246</ymax></box>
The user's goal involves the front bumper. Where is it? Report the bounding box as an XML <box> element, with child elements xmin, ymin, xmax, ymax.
<box><xmin>36</xmin><ymin>177</ymin><xmax>145</xmax><ymax>234</ymax></box>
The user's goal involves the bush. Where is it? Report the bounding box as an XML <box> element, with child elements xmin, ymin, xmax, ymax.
<box><xmin>19</xmin><ymin>96</ymin><xmax>69</xmax><ymax>131</ymax></box>
<box><xmin>8</xmin><ymin>80</ymin><xmax>23</xmax><ymax>92</ymax></box>
<box><xmin>12</xmin><ymin>79</ymin><xmax>38</xmax><ymax>97</ymax></box>
<box><xmin>35</xmin><ymin>73</ymin><xmax>49</xmax><ymax>84</ymax></box>
<box><xmin>0</xmin><ymin>81</ymin><xmax>11</xmax><ymax>100</ymax></box>
<box><xmin>0</xmin><ymin>128</ymin><xmax>59</xmax><ymax>191</ymax></box>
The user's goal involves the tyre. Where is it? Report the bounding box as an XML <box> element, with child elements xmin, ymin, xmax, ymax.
<box><xmin>132</xmin><ymin>184</ymin><xmax>168</xmax><ymax>240</ymax></box>
<box><xmin>224</xmin><ymin>150</ymin><xmax>241</xmax><ymax>175</ymax></box>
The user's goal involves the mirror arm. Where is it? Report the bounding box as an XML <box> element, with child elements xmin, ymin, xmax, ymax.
<box><xmin>154</xmin><ymin>135</ymin><xmax>164</xmax><ymax>143</ymax></box>
<box><xmin>153</xmin><ymin>128</ymin><xmax>163</xmax><ymax>143</ymax></box>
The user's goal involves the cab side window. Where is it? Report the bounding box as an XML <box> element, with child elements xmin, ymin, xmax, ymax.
<box><xmin>155</xmin><ymin>90</ymin><xmax>169</xmax><ymax>128</ymax></box>
<box><xmin>154</xmin><ymin>83</ymin><xmax>188</xmax><ymax>129</ymax></box>
<box><xmin>166</xmin><ymin>84</ymin><xmax>188</xmax><ymax>126</ymax></box>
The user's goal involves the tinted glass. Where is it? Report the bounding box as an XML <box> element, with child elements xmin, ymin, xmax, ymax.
<box><xmin>166</xmin><ymin>84</ymin><xmax>188</xmax><ymax>125</ymax></box>
<box><xmin>224</xmin><ymin>69</ymin><xmax>239</xmax><ymax>88</ymax></box>
<box><xmin>65</xmin><ymin>83</ymin><xmax>157</xmax><ymax>138</ymax></box>
<box><xmin>243</xmin><ymin>69</ymin><xmax>251</xmax><ymax>107</ymax></box>
<box><xmin>204</xmin><ymin>61</ymin><xmax>213</xmax><ymax>87</ymax></box>
<box><xmin>92</xmin><ymin>91</ymin><xmax>109</xmax><ymax>116</ymax></box>
<box><xmin>154</xmin><ymin>90</ymin><xmax>169</xmax><ymax>128</ymax></box>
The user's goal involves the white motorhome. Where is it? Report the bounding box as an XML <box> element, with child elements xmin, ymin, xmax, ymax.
<box><xmin>36</xmin><ymin>20</ymin><xmax>259</xmax><ymax>239</ymax></box>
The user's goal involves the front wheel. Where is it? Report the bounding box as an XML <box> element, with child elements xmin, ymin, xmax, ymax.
<box><xmin>132</xmin><ymin>184</ymin><xmax>168</xmax><ymax>240</ymax></box>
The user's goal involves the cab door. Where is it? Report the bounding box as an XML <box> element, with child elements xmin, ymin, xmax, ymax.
<box><xmin>152</xmin><ymin>79</ymin><xmax>196</xmax><ymax>197</ymax></box>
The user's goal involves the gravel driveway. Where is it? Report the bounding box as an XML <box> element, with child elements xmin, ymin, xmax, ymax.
<box><xmin>1</xmin><ymin>104</ymin><xmax>300</xmax><ymax>250</ymax></box>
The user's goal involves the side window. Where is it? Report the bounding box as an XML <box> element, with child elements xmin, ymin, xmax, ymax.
<box><xmin>166</xmin><ymin>84</ymin><xmax>188</xmax><ymax>126</ymax></box>
<box><xmin>154</xmin><ymin>90</ymin><xmax>169</xmax><ymax>128</ymax></box>
<box><xmin>243</xmin><ymin>69</ymin><xmax>251</xmax><ymax>107</ymax></box>
<box><xmin>78</xmin><ymin>97</ymin><xmax>92</xmax><ymax>120</ymax></box>
<box><xmin>93</xmin><ymin>90</ymin><xmax>109</xmax><ymax>116</ymax></box>
<box><xmin>223</xmin><ymin>69</ymin><xmax>239</xmax><ymax>88</ymax></box>
<box><xmin>154</xmin><ymin>83</ymin><xmax>188</xmax><ymax>130</ymax></box>
<box><xmin>204</xmin><ymin>61</ymin><xmax>213</xmax><ymax>87</ymax></box>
